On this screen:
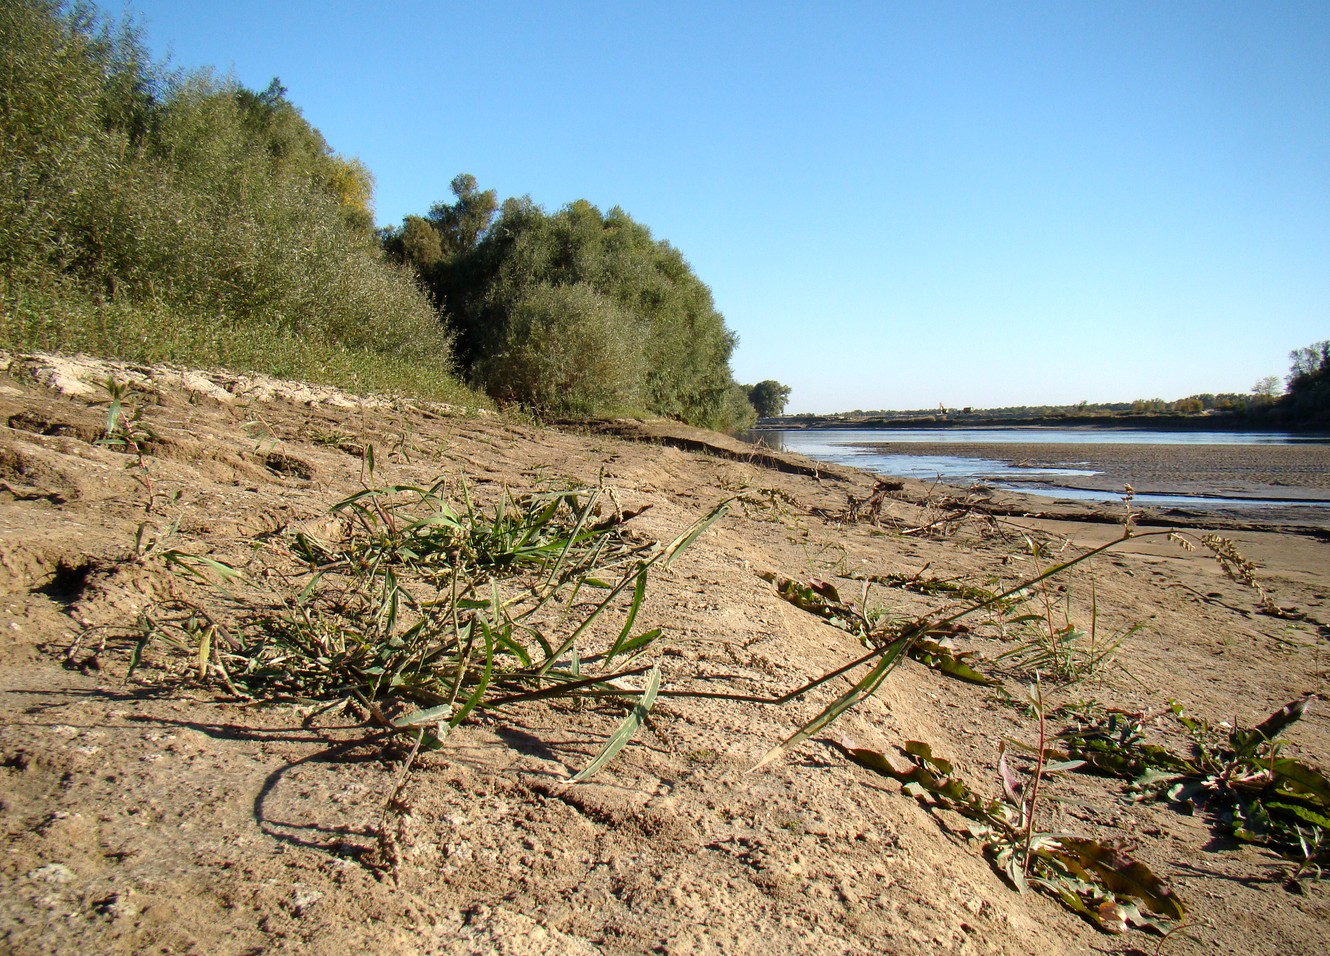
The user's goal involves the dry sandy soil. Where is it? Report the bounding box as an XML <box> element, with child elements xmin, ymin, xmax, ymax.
<box><xmin>1</xmin><ymin>352</ymin><xmax>1328</xmax><ymax>955</ymax></box>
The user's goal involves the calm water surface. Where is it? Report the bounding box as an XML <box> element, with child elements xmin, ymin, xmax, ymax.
<box><xmin>748</xmin><ymin>427</ymin><xmax>1330</xmax><ymax>508</ymax></box>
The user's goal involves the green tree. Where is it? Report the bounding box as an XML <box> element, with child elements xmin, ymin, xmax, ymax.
<box><xmin>1275</xmin><ymin>339</ymin><xmax>1330</xmax><ymax>425</ymax></box>
<box><xmin>0</xmin><ymin>0</ymin><xmax>459</xmax><ymax>399</ymax></box>
<box><xmin>383</xmin><ymin>215</ymin><xmax>444</xmax><ymax>274</ymax></box>
<box><xmin>1252</xmin><ymin>376</ymin><xmax>1282</xmax><ymax>402</ymax></box>
<box><xmin>1286</xmin><ymin>341</ymin><xmax>1330</xmax><ymax>392</ymax></box>
<box><xmin>748</xmin><ymin>380</ymin><xmax>792</xmax><ymax>418</ymax></box>
<box><xmin>429</xmin><ymin>173</ymin><xmax>498</xmax><ymax>258</ymax></box>
<box><xmin>411</xmin><ymin>183</ymin><xmax>752</xmax><ymax>429</ymax></box>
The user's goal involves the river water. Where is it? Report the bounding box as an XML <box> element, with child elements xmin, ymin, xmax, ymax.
<box><xmin>747</xmin><ymin>427</ymin><xmax>1330</xmax><ymax>509</ymax></box>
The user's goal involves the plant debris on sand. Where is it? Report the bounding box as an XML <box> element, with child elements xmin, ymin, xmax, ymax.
<box><xmin>1</xmin><ymin>352</ymin><xmax>1329</xmax><ymax>955</ymax></box>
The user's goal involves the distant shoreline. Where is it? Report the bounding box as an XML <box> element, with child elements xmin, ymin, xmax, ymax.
<box><xmin>753</xmin><ymin>413</ymin><xmax>1328</xmax><ymax>434</ymax></box>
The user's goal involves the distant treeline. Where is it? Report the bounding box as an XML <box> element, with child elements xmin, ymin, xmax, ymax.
<box><xmin>0</xmin><ymin>0</ymin><xmax>775</xmax><ymax>428</ymax></box>
<box><xmin>821</xmin><ymin>393</ymin><xmax>1268</xmax><ymax>422</ymax></box>
<box><xmin>779</xmin><ymin>348</ymin><xmax>1330</xmax><ymax>429</ymax></box>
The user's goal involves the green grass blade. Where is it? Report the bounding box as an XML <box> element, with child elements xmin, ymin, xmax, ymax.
<box><xmin>753</xmin><ymin>634</ymin><xmax>915</xmax><ymax>770</ymax></box>
<box><xmin>161</xmin><ymin>551</ymin><xmax>245</xmax><ymax>584</ymax></box>
<box><xmin>448</xmin><ymin>618</ymin><xmax>495</xmax><ymax>727</ymax></box>
<box><xmin>541</xmin><ymin>489</ymin><xmax>600</xmax><ymax>591</ymax></box>
<box><xmin>393</xmin><ymin>702</ymin><xmax>455</xmax><ymax>728</ymax></box>
<box><xmin>603</xmin><ymin>564</ymin><xmax>648</xmax><ymax>664</ymax></box>
<box><xmin>613</xmin><ymin>628</ymin><xmax>662</xmax><ymax>661</ymax></box>
<box><xmin>538</xmin><ymin>559</ymin><xmax>646</xmax><ymax>675</ymax></box>
<box><xmin>569</xmin><ymin>665</ymin><xmax>660</xmax><ymax>783</ymax></box>
<box><xmin>482</xmin><ymin>665</ymin><xmax>653</xmax><ymax>709</ymax></box>
<box><xmin>662</xmin><ymin>498</ymin><xmax>733</xmax><ymax>568</ymax></box>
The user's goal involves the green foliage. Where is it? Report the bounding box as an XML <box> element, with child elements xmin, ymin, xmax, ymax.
<box><xmin>0</xmin><ymin>0</ymin><xmax>467</xmax><ymax>403</ymax></box>
<box><xmin>1275</xmin><ymin>339</ymin><xmax>1330</xmax><ymax>426</ymax></box>
<box><xmin>478</xmin><ymin>282</ymin><xmax>645</xmax><ymax>416</ymax></box>
<box><xmin>758</xmin><ymin>570</ymin><xmax>998</xmax><ymax>686</ymax></box>
<box><xmin>1286</xmin><ymin>340</ymin><xmax>1330</xmax><ymax>391</ymax></box>
<box><xmin>391</xmin><ymin>178</ymin><xmax>754</xmax><ymax>430</ymax></box>
<box><xmin>1059</xmin><ymin>697</ymin><xmax>1330</xmax><ymax>869</ymax></box>
<box><xmin>748</xmin><ymin>379</ymin><xmax>792</xmax><ymax>418</ymax></box>
<box><xmin>384</xmin><ymin>215</ymin><xmax>445</xmax><ymax>275</ymax></box>
<box><xmin>124</xmin><ymin>479</ymin><xmax>730</xmax><ymax>779</ymax></box>
<box><xmin>720</xmin><ymin>382</ymin><xmax>758</xmax><ymax>430</ymax></box>
<box><xmin>427</xmin><ymin>173</ymin><xmax>498</xmax><ymax>258</ymax></box>
<box><xmin>836</xmin><ymin>736</ymin><xmax>1186</xmax><ymax>934</ymax></box>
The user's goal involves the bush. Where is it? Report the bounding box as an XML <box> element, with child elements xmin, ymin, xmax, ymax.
<box><xmin>0</xmin><ymin>0</ymin><xmax>468</xmax><ymax>403</ymax></box>
<box><xmin>479</xmin><ymin>283</ymin><xmax>645</xmax><ymax>416</ymax></box>
<box><xmin>401</xmin><ymin>186</ymin><xmax>753</xmax><ymax>429</ymax></box>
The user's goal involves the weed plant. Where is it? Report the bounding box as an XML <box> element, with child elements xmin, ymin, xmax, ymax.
<box><xmin>126</xmin><ymin>477</ymin><xmax>728</xmax><ymax>779</ymax></box>
<box><xmin>991</xmin><ymin>572</ymin><xmax>1142</xmax><ymax>685</ymax></box>
<box><xmin>1058</xmin><ymin>697</ymin><xmax>1330</xmax><ymax>876</ymax></box>
<box><xmin>833</xmin><ymin>728</ymin><xmax>1187</xmax><ymax>934</ymax></box>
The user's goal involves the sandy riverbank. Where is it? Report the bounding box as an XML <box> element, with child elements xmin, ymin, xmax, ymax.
<box><xmin>1</xmin><ymin>353</ymin><xmax>1327</xmax><ymax>955</ymax></box>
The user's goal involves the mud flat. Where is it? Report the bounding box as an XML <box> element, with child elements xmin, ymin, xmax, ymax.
<box><xmin>852</xmin><ymin>439</ymin><xmax>1330</xmax><ymax>527</ymax></box>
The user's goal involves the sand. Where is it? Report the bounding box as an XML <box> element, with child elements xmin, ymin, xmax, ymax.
<box><xmin>848</xmin><ymin>439</ymin><xmax>1330</xmax><ymax>532</ymax></box>
<box><xmin>1</xmin><ymin>352</ymin><xmax>1327</xmax><ymax>955</ymax></box>
<box><xmin>850</xmin><ymin>438</ymin><xmax>1330</xmax><ymax>493</ymax></box>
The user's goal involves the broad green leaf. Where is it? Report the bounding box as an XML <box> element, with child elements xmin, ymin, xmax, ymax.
<box><xmin>909</xmin><ymin>637</ymin><xmax>998</xmax><ymax>685</ymax></box>
<box><xmin>1272</xmin><ymin>758</ymin><xmax>1330</xmax><ymax>804</ymax></box>
<box><xmin>1265</xmin><ymin>801</ymin><xmax>1330</xmax><ymax>829</ymax></box>
<box><xmin>1234</xmin><ymin>696</ymin><xmax>1310</xmax><ymax>753</ymax></box>
<box><xmin>1053</xmin><ymin>837</ymin><xmax>1186</xmax><ymax>921</ymax></box>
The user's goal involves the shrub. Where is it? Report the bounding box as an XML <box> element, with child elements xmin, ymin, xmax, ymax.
<box><xmin>0</xmin><ymin>0</ymin><xmax>467</xmax><ymax>403</ymax></box>
<box><xmin>480</xmin><ymin>283</ymin><xmax>645</xmax><ymax>416</ymax></box>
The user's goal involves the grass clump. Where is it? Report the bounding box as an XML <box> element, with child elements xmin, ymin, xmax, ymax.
<box><xmin>117</xmin><ymin>478</ymin><xmax>729</xmax><ymax>779</ymax></box>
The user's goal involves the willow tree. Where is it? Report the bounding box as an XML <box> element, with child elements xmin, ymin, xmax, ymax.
<box><xmin>401</xmin><ymin>182</ymin><xmax>752</xmax><ymax>430</ymax></box>
<box><xmin>0</xmin><ymin>0</ymin><xmax>455</xmax><ymax>396</ymax></box>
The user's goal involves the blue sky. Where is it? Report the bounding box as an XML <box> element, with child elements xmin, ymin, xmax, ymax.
<box><xmin>117</xmin><ymin>1</ymin><xmax>1328</xmax><ymax>414</ymax></box>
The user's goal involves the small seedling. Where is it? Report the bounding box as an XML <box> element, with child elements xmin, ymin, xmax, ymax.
<box><xmin>96</xmin><ymin>378</ymin><xmax>159</xmax><ymax>509</ymax></box>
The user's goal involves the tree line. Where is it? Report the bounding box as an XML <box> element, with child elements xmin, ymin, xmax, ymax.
<box><xmin>0</xmin><ymin>0</ymin><xmax>788</xmax><ymax>428</ymax></box>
